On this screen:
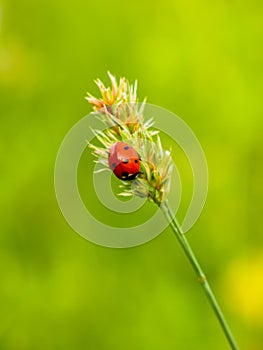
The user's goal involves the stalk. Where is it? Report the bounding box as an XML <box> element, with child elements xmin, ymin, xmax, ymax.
<box><xmin>160</xmin><ymin>200</ymin><xmax>239</xmax><ymax>350</ymax></box>
<box><xmin>86</xmin><ymin>72</ymin><xmax>239</xmax><ymax>349</ymax></box>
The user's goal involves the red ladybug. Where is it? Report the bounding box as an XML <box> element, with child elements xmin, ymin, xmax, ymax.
<box><xmin>108</xmin><ymin>142</ymin><xmax>140</xmax><ymax>180</ymax></box>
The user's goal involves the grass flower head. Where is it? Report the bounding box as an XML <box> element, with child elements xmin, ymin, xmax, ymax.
<box><xmin>86</xmin><ymin>72</ymin><xmax>173</xmax><ymax>206</ymax></box>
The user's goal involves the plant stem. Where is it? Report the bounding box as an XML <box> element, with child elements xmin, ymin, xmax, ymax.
<box><xmin>160</xmin><ymin>200</ymin><xmax>239</xmax><ymax>350</ymax></box>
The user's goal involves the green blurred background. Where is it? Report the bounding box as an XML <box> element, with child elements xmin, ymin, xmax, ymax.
<box><xmin>1</xmin><ymin>0</ymin><xmax>263</xmax><ymax>349</ymax></box>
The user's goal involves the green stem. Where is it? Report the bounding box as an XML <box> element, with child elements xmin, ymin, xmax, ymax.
<box><xmin>160</xmin><ymin>200</ymin><xmax>239</xmax><ymax>350</ymax></box>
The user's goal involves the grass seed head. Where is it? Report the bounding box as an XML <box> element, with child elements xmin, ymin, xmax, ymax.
<box><xmin>86</xmin><ymin>72</ymin><xmax>173</xmax><ymax>206</ymax></box>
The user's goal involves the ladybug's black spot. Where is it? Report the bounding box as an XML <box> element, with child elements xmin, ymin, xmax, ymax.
<box><xmin>122</xmin><ymin>172</ymin><xmax>129</xmax><ymax>178</ymax></box>
<box><xmin>122</xmin><ymin>158</ymin><xmax>129</xmax><ymax>164</ymax></box>
<box><xmin>124</xmin><ymin>145</ymin><xmax>129</xmax><ymax>150</ymax></box>
<box><xmin>134</xmin><ymin>159</ymin><xmax>138</xmax><ymax>163</ymax></box>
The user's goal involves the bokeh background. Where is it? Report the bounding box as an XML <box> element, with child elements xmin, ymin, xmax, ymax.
<box><xmin>1</xmin><ymin>0</ymin><xmax>263</xmax><ymax>349</ymax></box>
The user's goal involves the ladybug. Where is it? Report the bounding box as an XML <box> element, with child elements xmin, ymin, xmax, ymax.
<box><xmin>108</xmin><ymin>142</ymin><xmax>141</xmax><ymax>180</ymax></box>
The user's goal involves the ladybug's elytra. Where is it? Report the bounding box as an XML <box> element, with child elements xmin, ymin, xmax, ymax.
<box><xmin>108</xmin><ymin>142</ymin><xmax>140</xmax><ymax>180</ymax></box>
